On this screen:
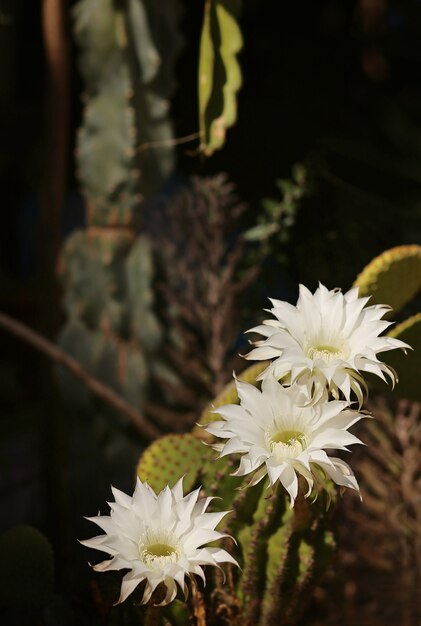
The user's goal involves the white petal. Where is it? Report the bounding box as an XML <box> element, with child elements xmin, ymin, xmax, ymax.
<box><xmin>246</xmin><ymin>323</ymin><xmax>280</xmax><ymax>338</ymax></box>
<box><xmin>141</xmin><ymin>577</ymin><xmax>162</xmax><ymax>604</ymax></box>
<box><xmin>157</xmin><ymin>578</ymin><xmax>178</xmax><ymax>606</ymax></box>
<box><xmin>111</xmin><ymin>486</ymin><xmax>132</xmax><ymax>508</ymax></box>
<box><xmin>316</xmin><ymin>456</ymin><xmax>359</xmax><ymax>492</ymax></box>
<box><xmin>171</xmin><ymin>477</ymin><xmax>184</xmax><ymax>501</ymax></box>
<box><xmin>119</xmin><ymin>572</ymin><xmax>144</xmax><ymax>604</ymax></box>
<box><xmin>245</xmin><ymin>283</ymin><xmax>409</xmax><ymax>404</ymax></box>
<box><xmin>92</xmin><ymin>555</ymin><xmax>131</xmax><ymax>572</ymax></box>
<box><xmin>309</xmin><ymin>428</ymin><xmax>363</xmax><ymax>451</ymax></box>
<box><xmin>246</xmin><ymin>345</ymin><xmax>283</xmax><ymax>360</ymax></box>
<box><xmin>279</xmin><ymin>463</ymin><xmax>298</xmax><ymax>507</ymax></box>
<box><xmin>132</xmin><ymin>479</ymin><xmax>157</xmax><ymax>517</ymax></box>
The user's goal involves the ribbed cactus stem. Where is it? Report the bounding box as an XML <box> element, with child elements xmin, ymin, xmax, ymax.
<box><xmin>259</xmin><ymin>524</ymin><xmax>298</xmax><ymax>626</ymax></box>
<box><xmin>259</xmin><ymin>503</ymin><xmax>335</xmax><ymax>626</ymax></box>
<box><xmin>239</xmin><ymin>484</ymin><xmax>287</xmax><ymax>625</ymax></box>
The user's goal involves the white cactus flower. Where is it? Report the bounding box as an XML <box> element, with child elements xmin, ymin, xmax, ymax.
<box><xmin>246</xmin><ymin>283</ymin><xmax>410</xmax><ymax>404</ymax></box>
<box><xmin>80</xmin><ymin>478</ymin><xmax>237</xmax><ymax>605</ymax></box>
<box><xmin>205</xmin><ymin>376</ymin><xmax>367</xmax><ymax>507</ymax></box>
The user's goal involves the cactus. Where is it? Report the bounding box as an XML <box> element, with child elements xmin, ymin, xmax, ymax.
<box><xmin>383</xmin><ymin>313</ymin><xmax>421</xmax><ymax>401</ymax></box>
<box><xmin>0</xmin><ymin>526</ymin><xmax>54</xmax><ymax>608</ymax></box>
<box><xmin>258</xmin><ymin>500</ymin><xmax>334</xmax><ymax>626</ymax></box>
<box><xmin>353</xmin><ymin>244</ymin><xmax>421</xmax><ymax>313</ymax></box>
<box><xmin>74</xmin><ymin>0</ymin><xmax>181</xmax><ymax>214</ymax></box>
<box><xmin>59</xmin><ymin>235</ymin><xmax>160</xmax><ymax>418</ymax></box>
<box><xmin>352</xmin><ymin>246</ymin><xmax>421</xmax><ymax>400</ymax></box>
<box><xmin>58</xmin><ymin>1</ymin><xmax>182</xmax><ymax>431</ymax></box>
<box><xmin>137</xmin><ymin>369</ymin><xmax>336</xmax><ymax>625</ymax></box>
<box><xmin>136</xmin><ymin>433</ymin><xmax>209</xmax><ymax>493</ymax></box>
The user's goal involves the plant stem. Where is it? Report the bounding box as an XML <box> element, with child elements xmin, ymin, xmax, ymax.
<box><xmin>0</xmin><ymin>311</ymin><xmax>160</xmax><ymax>441</ymax></box>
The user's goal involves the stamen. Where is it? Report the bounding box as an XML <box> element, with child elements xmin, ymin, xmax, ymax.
<box><xmin>138</xmin><ymin>529</ymin><xmax>181</xmax><ymax>569</ymax></box>
<box><xmin>306</xmin><ymin>341</ymin><xmax>349</xmax><ymax>363</ymax></box>
<box><xmin>265</xmin><ymin>424</ymin><xmax>308</xmax><ymax>461</ymax></box>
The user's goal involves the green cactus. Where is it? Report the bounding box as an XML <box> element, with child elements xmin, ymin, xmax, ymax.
<box><xmin>73</xmin><ymin>0</ymin><xmax>180</xmax><ymax>216</ymax></box>
<box><xmin>58</xmin><ymin>1</ymin><xmax>182</xmax><ymax>431</ymax></box>
<box><xmin>136</xmin><ymin>433</ymin><xmax>210</xmax><ymax>493</ymax></box>
<box><xmin>202</xmin><ymin>452</ymin><xmax>240</xmax><ymax>499</ymax></box>
<box><xmin>352</xmin><ymin>246</ymin><xmax>421</xmax><ymax>400</ymax></box>
<box><xmin>59</xmin><ymin>235</ymin><xmax>159</xmax><ymax>418</ymax></box>
<box><xmin>353</xmin><ymin>244</ymin><xmax>421</xmax><ymax>313</ymax></box>
<box><xmin>259</xmin><ymin>500</ymin><xmax>335</xmax><ymax>626</ymax></box>
<box><xmin>0</xmin><ymin>526</ymin><xmax>54</xmax><ymax>608</ymax></box>
<box><xmin>384</xmin><ymin>313</ymin><xmax>421</xmax><ymax>401</ymax></box>
<box><xmin>60</xmin><ymin>229</ymin><xmax>133</xmax><ymax>334</ymax></box>
<box><xmin>237</xmin><ymin>484</ymin><xmax>286</xmax><ymax>620</ymax></box>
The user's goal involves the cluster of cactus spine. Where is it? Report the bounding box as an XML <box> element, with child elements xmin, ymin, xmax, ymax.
<box><xmin>136</xmin><ymin>433</ymin><xmax>206</xmax><ymax>494</ymax></box>
<box><xmin>58</xmin><ymin>0</ymin><xmax>181</xmax><ymax>424</ymax></box>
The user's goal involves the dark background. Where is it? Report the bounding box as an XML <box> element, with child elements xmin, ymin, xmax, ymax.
<box><xmin>0</xmin><ymin>0</ymin><xmax>420</xmax><ymax>624</ymax></box>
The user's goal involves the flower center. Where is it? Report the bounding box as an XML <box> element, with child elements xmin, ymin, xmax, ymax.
<box><xmin>306</xmin><ymin>342</ymin><xmax>349</xmax><ymax>363</ymax></box>
<box><xmin>265</xmin><ymin>426</ymin><xmax>308</xmax><ymax>461</ymax></box>
<box><xmin>146</xmin><ymin>543</ymin><xmax>177</xmax><ymax>558</ymax></box>
<box><xmin>138</xmin><ymin>528</ymin><xmax>181</xmax><ymax>570</ymax></box>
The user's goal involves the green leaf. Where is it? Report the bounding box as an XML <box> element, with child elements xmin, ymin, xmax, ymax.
<box><xmin>243</xmin><ymin>222</ymin><xmax>280</xmax><ymax>242</ymax></box>
<box><xmin>198</xmin><ymin>0</ymin><xmax>243</xmax><ymax>155</ymax></box>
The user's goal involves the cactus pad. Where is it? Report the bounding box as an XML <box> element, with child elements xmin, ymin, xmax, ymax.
<box><xmin>136</xmin><ymin>433</ymin><xmax>209</xmax><ymax>493</ymax></box>
<box><xmin>0</xmin><ymin>526</ymin><xmax>54</xmax><ymax>608</ymax></box>
<box><xmin>353</xmin><ymin>244</ymin><xmax>421</xmax><ymax>313</ymax></box>
<box><xmin>125</xmin><ymin>236</ymin><xmax>162</xmax><ymax>353</ymax></box>
<box><xmin>385</xmin><ymin>313</ymin><xmax>421</xmax><ymax>401</ymax></box>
